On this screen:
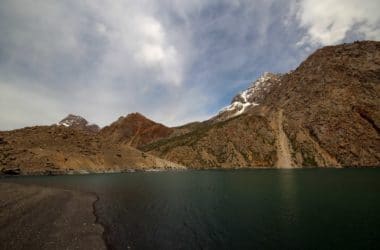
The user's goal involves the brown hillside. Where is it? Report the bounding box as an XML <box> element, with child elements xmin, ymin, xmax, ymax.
<box><xmin>1</xmin><ymin>41</ymin><xmax>378</xmax><ymax>173</ymax></box>
<box><xmin>264</xmin><ymin>41</ymin><xmax>380</xmax><ymax>167</ymax></box>
<box><xmin>143</xmin><ymin>41</ymin><xmax>380</xmax><ymax>168</ymax></box>
<box><xmin>0</xmin><ymin>125</ymin><xmax>183</xmax><ymax>175</ymax></box>
<box><xmin>142</xmin><ymin>113</ymin><xmax>277</xmax><ymax>168</ymax></box>
<box><xmin>100</xmin><ymin>113</ymin><xmax>174</xmax><ymax>148</ymax></box>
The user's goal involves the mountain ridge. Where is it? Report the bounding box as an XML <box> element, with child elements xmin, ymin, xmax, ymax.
<box><xmin>212</xmin><ymin>72</ymin><xmax>282</xmax><ymax>122</ymax></box>
<box><xmin>99</xmin><ymin>112</ymin><xmax>174</xmax><ymax>148</ymax></box>
<box><xmin>143</xmin><ymin>41</ymin><xmax>380</xmax><ymax>168</ymax></box>
<box><xmin>1</xmin><ymin>40</ymin><xmax>379</xmax><ymax>174</ymax></box>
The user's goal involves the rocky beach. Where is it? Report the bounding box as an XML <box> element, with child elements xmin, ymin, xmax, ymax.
<box><xmin>0</xmin><ymin>182</ymin><xmax>106</xmax><ymax>250</ymax></box>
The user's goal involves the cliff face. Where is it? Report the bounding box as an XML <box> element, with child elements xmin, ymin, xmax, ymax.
<box><xmin>143</xmin><ymin>41</ymin><xmax>380</xmax><ymax>168</ymax></box>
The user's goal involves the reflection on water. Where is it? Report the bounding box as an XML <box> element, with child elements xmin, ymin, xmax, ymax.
<box><xmin>4</xmin><ymin>169</ymin><xmax>380</xmax><ymax>250</ymax></box>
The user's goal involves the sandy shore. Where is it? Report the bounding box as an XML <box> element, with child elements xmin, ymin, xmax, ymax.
<box><xmin>0</xmin><ymin>182</ymin><xmax>106</xmax><ymax>250</ymax></box>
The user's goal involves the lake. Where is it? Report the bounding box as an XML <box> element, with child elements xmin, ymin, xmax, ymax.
<box><xmin>4</xmin><ymin>169</ymin><xmax>380</xmax><ymax>249</ymax></box>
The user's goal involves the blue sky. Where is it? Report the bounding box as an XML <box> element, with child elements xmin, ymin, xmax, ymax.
<box><xmin>0</xmin><ymin>0</ymin><xmax>379</xmax><ymax>129</ymax></box>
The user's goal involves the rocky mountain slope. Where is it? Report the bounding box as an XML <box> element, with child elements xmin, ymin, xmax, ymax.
<box><xmin>0</xmin><ymin>124</ymin><xmax>183</xmax><ymax>175</ymax></box>
<box><xmin>142</xmin><ymin>113</ymin><xmax>277</xmax><ymax>168</ymax></box>
<box><xmin>213</xmin><ymin>72</ymin><xmax>281</xmax><ymax>122</ymax></box>
<box><xmin>264</xmin><ymin>41</ymin><xmax>380</xmax><ymax>167</ymax></box>
<box><xmin>1</xmin><ymin>41</ymin><xmax>379</xmax><ymax>174</ymax></box>
<box><xmin>143</xmin><ymin>41</ymin><xmax>380</xmax><ymax>168</ymax></box>
<box><xmin>100</xmin><ymin>113</ymin><xmax>174</xmax><ymax>148</ymax></box>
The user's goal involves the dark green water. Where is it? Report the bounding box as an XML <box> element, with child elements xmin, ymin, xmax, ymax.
<box><xmin>5</xmin><ymin>169</ymin><xmax>380</xmax><ymax>249</ymax></box>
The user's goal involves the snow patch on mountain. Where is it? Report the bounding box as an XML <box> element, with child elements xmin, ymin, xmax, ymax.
<box><xmin>57</xmin><ymin>114</ymin><xmax>100</xmax><ymax>132</ymax></box>
<box><xmin>215</xmin><ymin>72</ymin><xmax>281</xmax><ymax>121</ymax></box>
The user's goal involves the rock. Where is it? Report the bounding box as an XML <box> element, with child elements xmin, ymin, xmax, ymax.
<box><xmin>1</xmin><ymin>167</ymin><xmax>21</xmax><ymax>175</ymax></box>
<box><xmin>0</xmin><ymin>138</ymin><xmax>7</xmax><ymax>145</ymax></box>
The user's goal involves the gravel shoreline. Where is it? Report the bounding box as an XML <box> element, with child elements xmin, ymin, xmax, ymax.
<box><xmin>0</xmin><ymin>182</ymin><xmax>107</xmax><ymax>250</ymax></box>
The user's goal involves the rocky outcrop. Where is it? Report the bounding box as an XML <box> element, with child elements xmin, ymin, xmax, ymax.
<box><xmin>1</xmin><ymin>166</ymin><xmax>21</xmax><ymax>175</ymax></box>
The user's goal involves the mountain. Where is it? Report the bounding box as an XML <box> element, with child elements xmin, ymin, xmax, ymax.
<box><xmin>0</xmin><ymin>124</ymin><xmax>183</xmax><ymax>175</ymax></box>
<box><xmin>1</xmin><ymin>41</ymin><xmax>379</xmax><ymax>174</ymax></box>
<box><xmin>142</xmin><ymin>113</ymin><xmax>277</xmax><ymax>168</ymax></box>
<box><xmin>213</xmin><ymin>72</ymin><xmax>281</xmax><ymax>122</ymax></box>
<box><xmin>100</xmin><ymin>113</ymin><xmax>174</xmax><ymax>148</ymax></box>
<box><xmin>142</xmin><ymin>41</ymin><xmax>380</xmax><ymax>168</ymax></box>
<box><xmin>57</xmin><ymin>114</ymin><xmax>100</xmax><ymax>133</ymax></box>
<box><xmin>262</xmin><ymin>41</ymin><xmax>380</xmax><ymax>167</ymax></box>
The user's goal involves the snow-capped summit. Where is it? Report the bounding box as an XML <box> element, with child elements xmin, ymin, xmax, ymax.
<box><xmin>58</xmin><ymin>114</ymin><xmax>86</xmax><ymax>127</ymax></box>
<box><xmin>57</xmin><ymin>114</ymin><xmax>100</xmax><ymax>132</ymax></box>
<box><xmin>214</xmin><ymin>72</ymin><xmax>281</xmax><ymax>121</ymax></box>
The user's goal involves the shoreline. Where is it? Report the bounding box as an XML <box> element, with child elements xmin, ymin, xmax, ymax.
<box><xmin>92</xmin><ymin>192</ymin><xmax>113</xmax><ymax>250</ymax></box>
<box><xmin>2</xmin><ymin>166</ymin><xmax>378</xmax><ymax>177</ymax></box>
<box><xmin>0</xmin><ymin>182</ymin><xmax>107</xmax><ymax>250</ymax></box>
<box><xmin>0</xmin><ymin>167</ymin><xmax>188</xmax><ymax>177</ymax></box>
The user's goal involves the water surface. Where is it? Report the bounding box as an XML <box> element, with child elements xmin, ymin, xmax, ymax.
<box><xmin>5</xmin><ymin>169</ymin><xmax>380</xmax><ymax>249</ymax></box>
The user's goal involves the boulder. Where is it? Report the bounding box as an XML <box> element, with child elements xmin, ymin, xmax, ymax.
<box><xmin>1</xmin><ymin>167</ymin><xmax>21</xmax><ymax>175</ymax></box>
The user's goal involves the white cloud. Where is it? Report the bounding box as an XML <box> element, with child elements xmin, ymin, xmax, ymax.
<box><xmin>1</xmin><ymin>0</ymin><xmax>378</xmax><ymax>130</ymax></box>
<box><xmin>296</xmin><ymin>0</ymin><xmax>380</xmax><ymax>46</ymax></box>
<box><xmin>83</xmin><ymin>1</ymin><xmax>184</xmax><ymax>87</ymax></box>
<box><xmin>133</xmin><ymin>16</ymin><xmax>183</xmax><ymax>86</ymax></box>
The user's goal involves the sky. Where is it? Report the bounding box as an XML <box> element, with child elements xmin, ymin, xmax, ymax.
<box><xmin>0</xmin><ymin>0</ymin><xmax>379</xmax><ymax>130</ymax></box>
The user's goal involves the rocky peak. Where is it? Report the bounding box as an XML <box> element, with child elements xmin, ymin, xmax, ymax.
<box><xmin>214</xmin><ymin>72</ymin><xmax>281</xmax><ymax>122</ymax></box>
<box><xmin>126</xmin><ymin>112</ymin><xmax>146</xmax><ymax>119</ymax></box>
<box><xmin>58</xmin><ymin>114</ymin><xmax>87</xmax><ymax>127</ymax></box>
<box><xmin>57</xmin><ymin>114</ymin><xmax>100</xmax><ymax>132</ymax></box>
<box><xmin>100</xmin><ymin>113</ymin><xmax>173</xmax><ymax>148</ymax></box>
